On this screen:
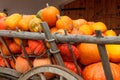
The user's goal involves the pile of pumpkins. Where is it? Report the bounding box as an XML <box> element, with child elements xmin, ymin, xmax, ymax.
<box><xmin>0</xmin><ymin>4</ymin><xmax>120</xmax><ymax>80</ymax></box>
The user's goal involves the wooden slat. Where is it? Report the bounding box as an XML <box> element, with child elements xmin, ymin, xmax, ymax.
<box><xmin>61</xmin><ymin>0</ymin><xmax>120</xmax><ymax>34</ymax></box>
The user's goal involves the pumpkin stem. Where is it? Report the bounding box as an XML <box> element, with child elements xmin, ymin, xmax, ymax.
<box><xmin>56</xmin><ymin>14</ymin><xmax>61</xmax><ymax>19</ymax></box>
<box><xmin>46</xmin><ymin>3</ymin><xmax>49</xmax><ymax>7</ymax></box>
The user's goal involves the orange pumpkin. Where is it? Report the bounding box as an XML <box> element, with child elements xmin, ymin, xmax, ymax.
<box><xmin>1</xmin><ymin>45</ymin><xmax>10</xmax><ymax>56</ymax></box>
<box><xmin>37</xmin><ymin>5</ymin><xmax>60</xmax><ymax>27</ymax></box>
<box><xmin>104</xmin><ymin>30</ymin><xmax>117</xmax><ymax>36</ymax></box>
<box><xmin>0</xmin><ymin>17</ymin><xmax>7</xmax><ymax>30</ymax></box>
<box><xmin>70</xmin><ymin>28</ymin><xmax>84</xmax><ymax>34</ymax></box>
<box><xmin>10</xmin><ymin>60</ymin><xmax>15</xmax><ymax>69</ymax></box>
<box><xmin>56</xmin><ymin>15</ymin><xmax>73</xmax><ymax>32</ymax></box>
<box><xmin>91</xmin><ymin>22</ymin><xmax>107</xmax><ymax>33</ymax></box>
<box><xmin>28</xmin><ymin>40</ymin><xmax>41</xmax><ymax>52</ymax></box>
<box><xmin>0</xmin><ymin>12</ymin><xmax>7</xmax><ymax>19</ymax></box>
<box><xmin>15</xmin><ymin>56</ymin><xmax>31</xmax><ymax>73</ymax></box>
<box><xmin>87</xmin><ymin>21</ymin><xmax>95</xmax><ymax>25</ymax></box>
<box><xmin>17</xmin><ymin>15</ymin><xmax>35</xmax><ymax>31</ymax></box>
<box><xmin>77</xmin><ymin>43</ymin><xmax>104</xmax><ymax>65</ymax></box>
<box><xmin>34</xmin><ymin>40</ymin><xmax>45</xmax><ymax>55</ymax></box>
<box><xmin>78</xmin><ymin>24</ymin><xmax>93</xmax><ymax>35</ymax></box>
<box><xmin>22</xmin><ymin>47</ymin><xmax>33</xmax><ymax>56</ymax></box>
<box><xmin>73</xmin><ymin>19</ymin><xmax>88</xmax><ymax>29</ymax></box>
<box><xmin>55</xmin><ymin>29</ymin><xmax>69</xmax><ymax>34</ymax></box>
<box><xmin>0</xmin><ymin>56</ymin><xmax>6</xmax><ymax>67</ymax></box>
<box><xmin>50</xmin><ymin>27</ymin><xmax>58</xmax><ymax>33</ymax></box>
<box><xmin>9</xmin><ymin>42</ymin><xmax>21</xmax><ymax>54</ymax></box>
<box><xmin>82</xmin><ymin>62</ymin><xmax>120</xmax><ymax>80</ymax></box>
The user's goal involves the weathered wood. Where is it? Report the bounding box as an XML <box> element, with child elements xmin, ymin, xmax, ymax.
<box><xmin>0</xmin><ymin>67</ymin><xmax>21</xmax><ymax>80</ymax></box>
<box><xmin>96</xmin><ymin>30</ymin><xmax>113</xmax><ymax>80</ymax></box>
<box><xmin>0</xmin><ymin>30</ymin><xmax>120</xmax><ymax>44</ymax></box>
<box><xmin>0</xmin><ymin>30</ymin><xmax>45</xmax><ymax>40</ymax></box>
<box><xmin>41</xmin><ymin>22</ymin><xmax>65</xmax><ymax>66</ymax></box>
<box><xmin>18</xmin><ymin>65</ymin><xmax>83</xmax><ymax>80</ymax></box>
<box><xmin>61</xmin><ymin>0</ymin><xmax>120</xmax><ymax>34</ymax></box>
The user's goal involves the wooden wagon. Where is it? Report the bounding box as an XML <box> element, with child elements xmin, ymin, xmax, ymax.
<box><xmin>0</xmin><ymin>22</ymin><xmax>117</xmax><ymax>80</ymax></box>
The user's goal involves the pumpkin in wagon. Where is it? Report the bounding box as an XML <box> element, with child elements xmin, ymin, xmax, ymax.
<box><xmin>82</xmin><ymin>62</ymin><xmax>120</xmax><ymax>80</ymax></box>
<box><xmin>56</xmin><ymin>15</ymin><xmax>73</xmax><ymax>32</ymax></box>
<box><xmin>37</xmin><ymin>4</ymin><xmax>60</xmax><ymax>27</ymax></box>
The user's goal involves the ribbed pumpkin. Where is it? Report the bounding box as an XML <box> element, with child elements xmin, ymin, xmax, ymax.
<box><xmin>17</xmin><ymin>15</ymin><xmax>35</xmax><ymax>31</ymax></box>
<box><xmin>72</xmin><ymin>19</ymin><xmax>87</xmax><ymax>29</ymax></box>
<box><xmin>5</xmin><ymin>13</ymin><xmax>22</xmax><ymax>30</ymax></box>
<box><xmin>77</xmin><ymin>43</ymin><xmax>102</xmax><ymax>65</ymax></box>
<box><xmin>37</xmin><ymin>4</ymin><xmax>60</xmax><ymax>27</ymax></box>
<box><xmin>82</xmin><ymin>62</ymin><xmax>120</xmax><ymax>80</ymax></box>
<box><xmin>56</xmin><ymin>15</ymin><xmax>73</xmax><ymax>32</ymax></box>
<box><xmin>29</xmin><ymin>17</ymin><xmax>42</xmax><ymax>32</ymax></box>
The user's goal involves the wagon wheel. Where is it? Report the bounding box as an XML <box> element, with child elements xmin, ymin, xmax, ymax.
<box><xmin>18</xmin><ymin>65</ymin><xmax>83</xmax><ymax>80</ymax></box>
<box><xmin>0</xmin><ymin>67</ymin><xmax>21</xmax><ymax>80</ymax></box>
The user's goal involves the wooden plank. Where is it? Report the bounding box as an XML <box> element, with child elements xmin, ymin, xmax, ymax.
<box><xmin>61</xmin><ymin>10</ymin><xmax>86</xmax><ymax>19</ymax></box>
<box><xmin>64</xmin><ymin>0</ymin><xmax>85</xmax><ymax>9</ymax></box>
<box><xmin>61</xmin><ymin>0</ymin><xmax>120</xmax><ymax>34</ymax></box>
<box><xmin>85</xmin><ymin>0</ymin><xmax>94</xmax><ymax>21</ymax></box>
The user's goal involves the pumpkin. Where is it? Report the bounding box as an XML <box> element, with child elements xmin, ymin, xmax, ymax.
<box><xmin>87</xmin><ymin>21</ymin><xmax>95</xmax><ymax>26</ymax></box>
<box><xmin>70</xmin><ymin>28</ymin><xmax>84</xmax><ymax>34</ymax></box>
<box><xmin>1</xmin><ymin>45</ymin><xmax>10</xmax><ymax>56</ymax></box>
<box><xmin>15</xmin><ymin>56</ymin><xmax>31</xmax><ymax>73</ymax></box>
<box><xmin>9</xmin><ymin>42</ymin><xmax>21</xmax><ymax>54</ymax></box>
<box><xmin>106</xmin><ymin>44</ymin><xmax>120</xmax><ymax>62</ymax></box>
<box><xmin>5</xmin><ymin>13</ymin><xmax>22</xmax><ymax>30</ymax></box>
<box><xmin>33</xmin><ymin>58</ymin><xmax>55</xmax><ymax>79</ymax></box>
<box><xmin>0</xmin><ymin>56</ymin><xmax>6</xmax><ymax>67</ymax></box>
<box><xmin>58</xmin><ymin>43</ymin><xmax>80</xmax><ymax>62</ymax></box>
<box><xmin>50</xmin><ymin>27</ymin><xmax>58</xmax><ymax>33</ymax></box>
<box><xmin>82</xmin><ymin>62</ymin><xmax>120</xmax><ymax>80</ymax></box>
<box><xmin>10</xmin><ymin>60</ymin><xmax>15</xmax><ymax>69</ymax></box>
<box><xmin>78</xmin><ymin>24</ymin><xmax>93</xmax><ymax>35</ymax></box>
<box><xmin>29</xmin><ymin>17</ymin><xmax>42</xmax><ymax>32</ymax></box>
<box><xmin>22</xmin><ymin>47</ymin><xmax>33</xmax><ymax>56</ymax></box>
<box><xmin>72</xmin><ymin>19</ymin><xmax>87</xmax><ymax>29</ymax></box>
<box><xmin>0</xmin><ymin>12</ymin><xmax>7</xmax><ymax>19</ymax></box>
<box><xmin>28</xmin><ymin>40</ymin><xmax>41</xmax><ymax>52</ymax></box>
<box><xmin>56</xmin><ymin>15</ymin><xmax>73</xmax><ymax>32</ymax></box>
<box><xmin>34</xmin><ymin>40</ymin><xmax>45</xmax><ymax>55</ymax></box>
<box><xmin>1</xmin><ymin>40</ymin><xmax>13</xmax><ymax>56</ymax></box>
<box><xmin>91</xmin><ymin>22</ymin><xmax>107</xmax><ymax>33</ymax></box>
<box><xmin>77</xmin><ymin>43</ymin><xmax>106</xmax><ymax>65</ymax></box>
<box><xmin>0</xmin><ymin>17</ymin><xmax>7</xmax><ymax>30</ymax></box>
<box><xmin>64</xmin><ymin>62</ymin><xmax>82</xmax><ymax>74</ymax></box>
<box><xmin>104</xmin><ymin>30</ymin><xmax>117</xmax><ymax>36</ymax></box>
<box><xmin>37</xmin><ymin>4</ymin><xmax>60</xmax><ymax>27</ymax></box>
<box><xmin>17</xmin><ymin>15</ymin><xmax>35</xmax><ymax>31</ymax></box>
<box><xmin>54</xmin><ymin>29</ymin><xmax>69</xmax><ymax>34</ymax></box>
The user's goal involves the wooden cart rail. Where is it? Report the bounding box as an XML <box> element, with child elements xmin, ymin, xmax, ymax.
<box><xmin>0</xmin><ymin>30</ymin><xmax>120</xmax><ymax>44</ymax></box>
